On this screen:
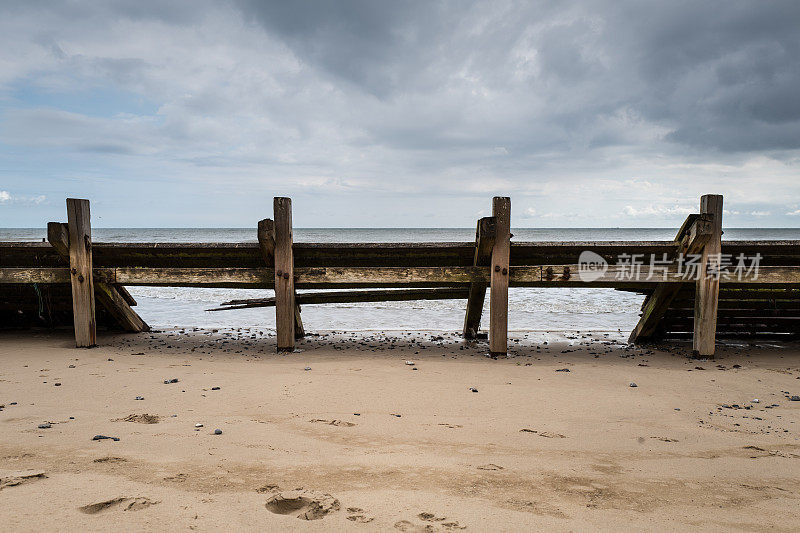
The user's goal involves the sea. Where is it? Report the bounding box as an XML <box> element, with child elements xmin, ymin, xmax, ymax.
<box><xmin>3</xmin><ymin>228</ymin><xmax>798</xmax><ymax>335</ymax></box>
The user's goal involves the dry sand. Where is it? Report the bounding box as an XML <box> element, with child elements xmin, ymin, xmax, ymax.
<box><xmin>1</xmin><ymin>328</ymin><xmax>799</xmax><ymax>531</ymax></box>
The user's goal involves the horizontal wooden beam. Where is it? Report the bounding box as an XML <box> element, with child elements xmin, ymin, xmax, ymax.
<box><xmin>208</xmin><ymin>288</ymin><xmax>471</xmax><ymax>311</ymax></box>
<box><xmin>4</xmin><ymin>265</ymin><xmax>800</xmax><ymax>287</ymax></box>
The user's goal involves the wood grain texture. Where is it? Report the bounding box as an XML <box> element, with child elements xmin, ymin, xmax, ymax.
<box><xmin>694</xmin><ymin>195</ymin><xmax>723</xmax><ymax>357</ymax></box>
<box><xmin>490</xmin><ymin>197</ymin><xmax>511</xmax><ymax>356</ymax></box>
<box><xmin>66</xmin><ymin>198</ymin><xmax>96</xmax><ymax>347</ymax></box>
<box><xmin>273</xmin><ymin>198</ymin><xmax>295</xmax><ymax>351</ymax></box>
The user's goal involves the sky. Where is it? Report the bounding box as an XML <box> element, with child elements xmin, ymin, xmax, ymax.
<box><xmin>0</xmin><ymin>0</ymin><xmax>799</xmax><ymax>228</ymax></box>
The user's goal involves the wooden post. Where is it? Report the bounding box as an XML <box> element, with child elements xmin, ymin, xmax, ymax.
<box><xmin>273</xmin><ymin>198</ymin><xmax>295</xmax><ymax>352</ymax></box>
<box><xmin>48</xmin><ymin>222</ymin><xmax>149</xmax><ymax>333</ymax></box>
<box><xmin>463</xmin><ymin>216</ymin><xmax>496</xmax><ymax>338</ymax></box>
<box><xmin>693</xmin><ymin>194</ymin><xmax>723</xmax><ymax>357</ymax></box>
<box><xmin>489</xmin><ymin>197</ymin><xmax>511</xmax><ymax>356</ymax></box>
<box><xmin>258</xmin><ymin>218</ymin><xmax>304</xmax><ymax>339</ymax></box>
<box><xmin>66</xmin><ymin>199</ymin><xmax>96</xmax><ymax>347</ymax></box>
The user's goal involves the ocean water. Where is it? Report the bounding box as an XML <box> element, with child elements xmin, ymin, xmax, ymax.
<box><xmin>3</xmin><ymin>227</ymin><xmax>798</xmax><ymax>333</ymax></box>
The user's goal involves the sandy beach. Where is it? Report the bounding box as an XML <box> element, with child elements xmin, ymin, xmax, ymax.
<box><xmin>1</xmin><ymin>329</ymin><xmax>799</xmax><ymax>531</ymax></box>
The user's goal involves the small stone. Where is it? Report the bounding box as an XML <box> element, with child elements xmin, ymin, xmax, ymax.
<box><xmin>195</xmin><ymin>423</ymin><xmax>204</xmax><ymax>428</ymax></box>
<box><xmin>211</xmin><ymin>386</ymin><xmax>220</xmax><ymax>390</ymax></box>
<box><xmin>469</xmin><ymin>387</ymin><xmax>478</xmax><ymax>393</ymax></box>
<box><xmin>38</xmin><ymin>423</ymin><xmax>51</xmax><ymax>429</ymax></box>
<box><xmin>304</xmin><ymin>367</ymin><xmax>312</xmax><ymax>371</ymax></box>
<box><xmin>752</xmin><ymin>399</ymin><xmax>760</xmax><ymax>403</ymax></box>
<box><xmin>629</xmin><ymin>382</ymin><xmax>638</xmax><ymax>388</ymax></box>
<box><xmin>54</xmin><ymin>383</ymin><xmax>61</xmax><ymax>386</ymax></box>
<box><xmin>134</xmin><ymin>396</ymin><xmax>144</xmax><ymax>400</ymax></box>
<box><xmin>555</xmin><ymin>368</ymin><xmax>570</xmax><ymax>372</ymax></box>
<box><xmin>164</xmin><ymin>378</ymin><xmax>179</xmax><ymax>384</ymax></box>
<box><xmin>92</xmin><ymin>435</ymin><xmax>120</xmax><ymax>441</ymax></box>
<box><xmin>405</xmin><ymin>361</ymin><xmax>415</xmax><ymax>366</ymax></box>
<box><xmin>791</xmin><ymin>395</ymin><xmax>800</xmax><ymax>402</ymax></box>
<box><xmin>214</xmin><ymin>429</ymin><xmax>222</xmax><ymax>435</ymax></box>
<box><xmin>68</xmin><ymin>365</ymin><xmax>75</xmax><ymax>368</ymax></box>
<box><xmin>107</xmin><ymin>358</ymin><xmax>114</xmax><ymax>361</ymax></box>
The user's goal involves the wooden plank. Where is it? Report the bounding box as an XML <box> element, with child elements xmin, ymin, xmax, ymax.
<box><xmin>273</xmin><ymin>198</ymin><xmax>295</xmax><ymax>351</ymax></box>
<box><xmin>48</xmin><ymin>222</ymin><xmax>148</xmax><ymax>333</ymax></box>
<box><xmin>5</xmin><ymin>264</ymin><xmax>800</xmax><ymax>287</ymax></box>
<box><xmin>490</xmin><ymin>197</ymin><xmax>511</xmax><ymax>356</ymax></box>
<box><xmin>115</xmin><ymin>285</ymin><xmax>137</xmax><ymax>307</ymax></box>
<box><xmin>693</xmin><ymin>195</ymin><xmax>723</xmax><ymax>357</ymax></box>
<box><xmin>93</xmin><ymin>282</ymin><xmax>150</xmax><ymax>332</ymax></box>
<box><xmin>258</xmin><ymin>218</ymin><xmax>304</xmax><ymax>338</ymax></box>
<box><xmin>463</xmin><ymin>217</ymin><xmax>496</xmax><ymax>338</ymax></box>
<box><xmin>66</xmin><ymin>198</ymin><xmax>96</xmax><ymax>347</ymax></box>
<box><xmin>208</xmin><ymin>288</ymin><xmax>471</xmax><ymax>310</ymax></box>
<box><xmin>628</xmin><ymin>212</ymin><xmax>714</xmax><ymax>343</ymax></box>
<box><xmin>0</xmin><ymin>268</ymin><xmax>72</xmax><ymax>284</ymax></box>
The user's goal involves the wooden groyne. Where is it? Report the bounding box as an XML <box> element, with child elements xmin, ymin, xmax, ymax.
<box><xmin>2</xmin><ymin>195</ymin><xmax>799</xmax><ymax>357</ymax></box>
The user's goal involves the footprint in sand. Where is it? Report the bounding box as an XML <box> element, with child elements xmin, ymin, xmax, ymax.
<box><xmin>520</xmin><ymin>429</ymin><xmax>566</xmax><ymax>438</ymax></box>
<box><xmin>115</xmin><ymin>414</ymin><xmax>160</xmax><ymax>424</ymax></box>
<box><xmin>93</xmin><ymin>457</ymin><xmax>127</xmax><ymax>464</ymax></box>
<box><xmin>346</xmin><ymin>507</ymin><xmax>374</xmax><ymax>523</ymax></box>
<box><xmin>0</xmin><ymin>470</ymin><xmax>47</xmax><ymax>490</ymax></box>
<box><xmin>264</xmin><ymin>490</ymin><xmax>340</xmax><ymax>520</ymax></box>
<box><xmin>79</xmin><ymin>497</ymin><xmax>159</xmax><ymax>514</ymax></box>
<box><xmin>309</xmin><ymin>419</ymin><xmax>356</xmax><ymax>427</ymax></box>
<box><xmin>395</xmin><ymin>513</ymin><xmax>466</xmax><ymax>531</ymax></box>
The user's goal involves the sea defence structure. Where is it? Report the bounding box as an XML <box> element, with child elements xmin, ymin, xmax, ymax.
<box><xmin>2</xmin><ymin>195</ymin><xmax>799</xmax><ymax>357</ymax></box>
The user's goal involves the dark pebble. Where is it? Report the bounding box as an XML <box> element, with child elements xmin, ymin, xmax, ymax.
<box><xmin>92</xmin><ymin>435</ymin><xmax>120</xmax><ymax>441</ymax></box>
<box><xmin>38</xmin><ymin>423</ymin><xmax>51</xmax><ymax>429</ymax></box>
<box><xmin>791</xmin><ymin>395</ymin><xmax>800</xmax><ymax>402</ymax></box>
<box><xmin>555</xmin><ymin>368</ymin><xmax>570</xmax><ymax>372</ymax></box>
<box><xmin>629</xmin><ymin>382</ymin><xmax>638</xmax><ymax>387</ymax></box>
<box><xmin>469</xmin><ymin>387</ymin><xmax>478</xmax><ymax>393</ymax></box>
<box><xmin>211</xmin><ymin>386</ymin><xmax>220</xmax><ymax>390</ymax></box>
<box><xmin>214</xmin><ymin>429</ymin><xmax>222</xmax><ymax>435</ymax></box>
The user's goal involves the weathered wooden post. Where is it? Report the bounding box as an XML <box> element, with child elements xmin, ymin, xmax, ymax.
<box><xmin>693</xmin><ymin>194</ymin><xmax>723</xmax><ymax>357</ymax></box>
<box><xmin>66</xmin><ymin>198</ymin><xmax>96</xmax><ymax>347</ymax></box>
<box><xmin>489</xmin><ymin>197</ymin><xmax>511</xmax><ymax>356</ymax></box>
<box><xmin>273</xmin><ymin>197</ymin><xmax>296</xmax><ymax>352</ymax></box>
<box><xmin>258</xmin><ymin>217</ymin><xmax>304</xmax><ymax>340</ymax></box>
<box><xmin>463</xmin><ymin>216</ymin><xmax>496</xmax><ymax>338</ymax></box>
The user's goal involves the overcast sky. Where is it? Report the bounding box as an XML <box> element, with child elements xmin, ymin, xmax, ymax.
<box><xmin>1</xmin><ymin>0</ymin><xmax>799</xmax><ymax>228</ymax></box>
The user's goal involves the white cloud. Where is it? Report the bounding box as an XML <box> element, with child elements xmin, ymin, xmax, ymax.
<box><xmin>622</xmin><ymin>204</ymin><xmax>693</xmax><ymax>217</ymax></box>
<box><xmin>0</xmin><ymin>190</ymin><xmax>10</xmax><ymax>202</ymax></box>
<box><xmin>0</xmin><ymin>2</ymin><xmax>798</xmax><ymax>226</ymax></box>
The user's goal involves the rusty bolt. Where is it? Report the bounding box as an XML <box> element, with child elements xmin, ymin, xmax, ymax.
<box><xmin>283</xmin><ymin>272</ymin><xmax>290</xmax><ymax>280</ymax></box>
<box><xmin>502</xmin><ymin>267</ymin><xmax>508</xmax><ymax>275</ymax></box>
<box><xmin>562</xmin><ymin>266</ymin><xmax>571</xmax><ymax>280</ymax></box>
<box><xmin>494</xmin><ymin>265</ymin><xmax>501</xmax><ymax>272</ymax></box>
<box><xmin>71</xmin><ymin>267</ymin><xmax>77</xmax><ymax>275</ymax></box>
<box><xmin>545</xmin><ymin>266</ymin><xmax>554</xmax><ymax>280</ymax></box>
<box><xmin>84</xmin><ymin>234</ymin><xmax>91</xmax><ymax>250</ymax></box>
<box><xmin>77</xmin><ymin>274</ymin><xmax>84</xmax><ymax>283</ymax></box>
<box><xmin>276</xmin><ymin>269</ymin><xmax>282</xmax><ymax>277</ymax></box>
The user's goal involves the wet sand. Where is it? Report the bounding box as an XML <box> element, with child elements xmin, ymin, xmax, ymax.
<box><xmin>1</xmin><ymin>329</ymin><xmax>799</xmax><ymax>531</ymax></box>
